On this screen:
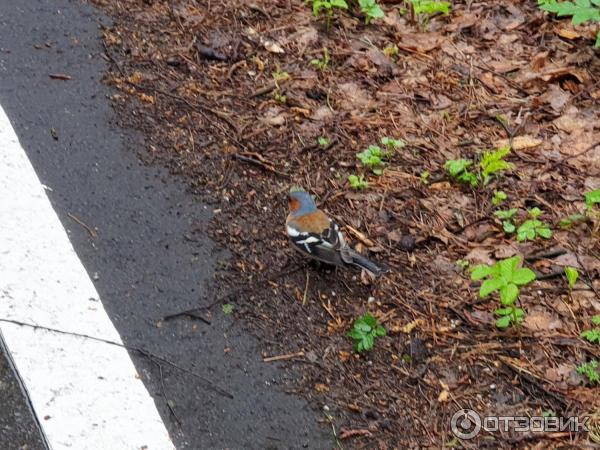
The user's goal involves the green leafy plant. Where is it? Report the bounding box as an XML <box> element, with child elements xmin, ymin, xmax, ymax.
<box><xmin>222</xmin><ymin>303</ymin><xmax>234</xmax><ymax>315</ymax></box>
<box><xmin>358</xmin><ymin>0</ymin><xmax>385</xmax><ymax>23</ymax></box>
<box><xmin>383</xmin><ymin>44</ymin><xmax>399</xmax><ymax>57</ymax></box>
<box><xmin>582</xmin><ymin>328</ymin><xmax>600</xmax><ymax>343</ymax></box>
<box><xmin>577</xmin><ymin>360</ymin><xmax>600</xmax><ymax>383</ymax></box>
<box><xmin>480</xmin><ymin>146</ymin><xmax>514</xmax><ymax>185</ymax></box>
<box><xmin>585</xmin><ymin>188</ymin><xmax>600</xmax><ymax>211</ymax></box>
<box><xmin>357</xmin><ymin>145</ymin><xmax>391</xmax><ymax>175</ymax></box>
<box><xmin>348</xmin><ymin>313</ymin><xmax>386</xmax><ymax>353</ymax></box>
<box><xmin>539</xmin><ymin>0</ymin><xmax>600</xmax><ymax>48</ymax></box>
<box><xmin>444</xmin><ymin>147</ymin><xmax>512</xmax><ymax>188</ymax></box>
<box><xmin>411</xmin><ymin>0</ymin><xmax>451</xmax><ymax>16</ymax></box>
<box><xmin>318</xmin><ymin>136</ymin><xmax>330</xmax><ymax>147</ymax></box>
<box><xmin>565</xmin><ymin>266</ymin><xmax>579</xmax><ymax>289</ymax></box>
<box><xmin>381</xmin><ymin>136</ymin><xmax>405</xmax><ymax>151</ymax></box>
<box><xmin>581</xmin><ymin>316</ymin><xmax>600</xmax><ymax>343</ymax></box>
<box><xmin>471</xmin><ymin>256</ymin><xmax>536</xmax><ymax>329</ymax></box>
<box><xmin>309</xmin><ymin>0</ymin><xmax>348</xmax><ymax>26</ymax></box>
<box><xmin>420</xmin><ymin>170</ymin><xmax>430</xmax><ymax>184</ymax></box>
<box><xmin>516</xmin><ymin>207</ymin><xmax>553</xmax><ymax>242</ymax></box>
<box><xmin>272</xmin><ymin>70</ymin><xmax>290</xmax><ymax>83</ymax></box>
<box><xmin>348</xmin><ymin>174</ymin><xmax>369</xmax><ymax>190</ymax></box>
<box><xmin>494</xmin><ymin>208</ymin><xmax>518</xmax><ymax>234</ymax></box>
<box><xmin>492</xmin><ymin>190</ymin><xmax>507</xmax><ymax>206</ymax></box>
<box><xmin>444</xmin><ymin>158</ymin><xmax>478</xmax><ymax>187</ymax></box>
<box><xmin>310</xmin><ymin>47</ymin><xmax>331</xmax><ymax>71</ymax></box>
<box><xmin>274</xmin><ymin>92</ymin><xmax>287</xmax><ymax>103</ymax></box>
<box><xmin>559</xmin><ymin>213</ymin><xmax>587</xmax><ymax>229</ymax></box>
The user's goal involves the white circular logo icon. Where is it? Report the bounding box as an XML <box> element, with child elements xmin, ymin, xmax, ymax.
<box><xmin>451</xmin><ymin>409</ymin><xmax>481</xmax><ymax>439</ymax></box>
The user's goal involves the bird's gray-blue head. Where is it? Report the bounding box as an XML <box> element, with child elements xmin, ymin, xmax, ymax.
<box><xmin>288</xmin><ymin>188</ymin><xmax>317</xmax><ymax>217</ymax></box>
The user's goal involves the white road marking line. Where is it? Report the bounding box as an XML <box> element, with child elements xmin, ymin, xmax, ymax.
<box><xmin>0</xmin><ymin>105</ymin><xmax>175</xmax><ymax>450</ymax></box>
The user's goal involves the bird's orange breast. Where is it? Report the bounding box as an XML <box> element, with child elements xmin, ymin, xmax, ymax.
<box><xmin>291</xmin><ymin>210</ymin><xmax>330</xmax><ymax>234</ymax></box>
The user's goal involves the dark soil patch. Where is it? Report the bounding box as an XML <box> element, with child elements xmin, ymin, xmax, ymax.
<box><xmin>92</xmin><ymin>0</ymin><xmax>599</xmax><ymax>447</ymax></box>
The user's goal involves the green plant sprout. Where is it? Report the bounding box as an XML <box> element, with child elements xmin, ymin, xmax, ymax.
<box><xmin>444</xmin><ymin>158</ymin><xmax>478</xmax><ymax>187</ymax></box>
<box><xmin>471</xmin><ymin>256</ymin><xmax>536</xmax><ymax>329</ymax></box>
<box><xmin>492</xmin><ymin>190</ymin><xmax>507</xmax><ymax>206</ymax></box>
<box><xmin>480</xmin><ymin>146</ymin><xmax>514</xmax><ymax>185</ymax></box>
<box><xmin>383</xmin><ymin>44</ymin><xmax>399</xmax><ymax>57</ymax></box>
<box><xmin>348</xmin><ymin>313</ymin><xmax>386</xmax><ymax>353</ymax></box>
<box><xmin>272</xmin><ymin>70</ymin><xmax>290</xmax><ymax>83</ymax></box>
<box><xmin>494</xmin><ymin>208</ymin><xmax>518</xmax><ymax>234</ymax></box>
<box><xmin>359</xmin><ymin>0</ymin><xmax>385</xmax><ymax>23</ymax></box>
<box><xmin>310</xmin><ymin>47</ymin><xmax>331</xmax><ymax>71</ymax></box>
<box><xmin>559</xmin><ymin>213</ymin><xmax>587</xmax><ymax>229</ymax></box>
<box><xmin>420</xmin><ymin>170</ymin><xmax>430</xmax><ymax>184</ymax></box>
<box><xmin>411</xmin><ymin>0</ymin><xmax>451</xmax><ymax>16</ymax></box>
<box><xmin>380</xmin><ymin>136</ymin><xmax>405</xmax><ymax>151</ymax></box>
<box><xmin>581</xmin><ymin>316</ymin><xmax>600</xmax><ymax>343</ymax></box>
<box><xmin>274</xmin><ymin>92</ymin><xmax>287</xmax><ymax>103</ymax></box>
<box><xmin>348</xmin><ymin>174</ymin><xmax>368</xmax><ymax>190</ymax></box>
<box><xmin>577</xmin><ymin>360</ymin><xmax>600</xmax><ymax>384</ymax></box>
<box><xmin>456</xmin><ymin>259</ymin><xmax>469</xmax><ymax>270</ymax></box>
<box><xmin>357</xmin><ymin>145</ymin><xmax>391</xmax><ymax>175</ymax></box>
<box><xmin>539</xmin><ymin>0</ymin><xmax>600</xmax><ymax>48</ymax></box>
<box><xmin>516</xmin><ymin>207</ymin><xmax>553</xmax><ymax>242</ymax></box>
<box><xmin>318</xmin><ymin>136</ymin><xmax>330</xmax><ymax>147</ymax></box>
<box><xmin>222</xmin><ymin>303</ymin><xmax>234</xmax><ymax>315</ymax></box>
<box><xmin>309</xmin><ymin>0</ymin><xmax>348</xmax><ymax>27</ymax></box>
<box><xmin>444</xmin><ymin>147</ymin><xmax>512</xmax><ymax>188</ymax></box>
<box><xmin>585</xmin><ymin>188</ymin><xmax>600</xmax><ymax>211</ymax></box>
<box><xmin>565</xmin><ymin>266</ymin><xmax>579</xmax><ymax>289</ymax></box>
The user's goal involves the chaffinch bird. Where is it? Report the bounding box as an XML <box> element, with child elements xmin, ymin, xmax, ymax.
<box><xmin>286</xmin><ymin>187</ymin><xmax>389</xmax><ymax>277</ymax></box>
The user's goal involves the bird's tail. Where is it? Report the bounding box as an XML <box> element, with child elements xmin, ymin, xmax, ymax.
<box><xmin>347</xmin><ymin>249</ymin><xmax>390</xmax><ymax>276</ymax></box>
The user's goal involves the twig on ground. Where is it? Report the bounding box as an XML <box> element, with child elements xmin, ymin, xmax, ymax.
<box><xmin>0</xmin><ymin>317</ymin><xmax>233</xmax><ymax>399</ymax></box>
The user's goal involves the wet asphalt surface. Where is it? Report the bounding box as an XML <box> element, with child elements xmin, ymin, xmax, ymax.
<box><xmin>0</xmin><ymin>1</ymin><xmax>330</xmax><ymax>448</ymax></box>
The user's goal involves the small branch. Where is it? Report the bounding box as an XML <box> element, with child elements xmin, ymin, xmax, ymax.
<box><xmin>550</xmin><ymin>140</ymin><xmax>600</xmax><ymax>171</ymax></box>
<box><xmin>67</xmin><ymin>213</ymin><xmax>97</xmax><ymax>238</ymax></box>
<box><xmin>263</xmin><ymin>351</ymin><xmax>305</xmax><ymax>362</ymax></box>
<box><xmin>0</xmin><ymin>317</ymin><xmax>233</xmax><ymax>399</ymax></box>
<box><xmin>157</xmin><ymin>364</ymin><xmax>181</xmax><ymax>426</ymax></box>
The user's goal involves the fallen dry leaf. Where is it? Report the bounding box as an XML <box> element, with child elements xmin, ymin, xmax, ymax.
<box><xmin>495</xmin><ymin>135</ymin><xmax>543</xmax><ymax>150</ymax></box>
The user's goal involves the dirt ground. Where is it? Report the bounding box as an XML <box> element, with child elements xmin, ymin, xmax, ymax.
<box><xmin>91</xmin><ymin>0</ymin><xmax>600</xmax><ymax>447</ymax></box>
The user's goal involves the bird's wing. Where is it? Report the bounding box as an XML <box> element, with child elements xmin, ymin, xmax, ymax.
<box><xmin>287</xmin><ymin>219</ymin><xmax>347</xmax><ymax>266</ymax></box>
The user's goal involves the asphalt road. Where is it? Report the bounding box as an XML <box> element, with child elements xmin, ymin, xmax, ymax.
<box><xmin>0</xmin><ymin>1</ymin><xmax>330</xmax><ymax>448</ymax></box>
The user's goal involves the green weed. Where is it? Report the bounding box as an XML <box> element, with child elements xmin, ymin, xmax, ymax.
<box><xmin>380</xmin><ymin>136</ymin><xmax>405</xmax><ymax>151</ymax></box>
<box><xmin>471</xmin><ymin>256</ymin><xmax>536</xmax><ymax>329</ymax></box>
<box><xmin>359</xmin><ymin>0</ymin><xmax>385</xmax><ymax>23</ymax></box>
<box><xmin>318</xmin><ymin>136</ymin><xmax>330</xmax><ymax>147</ymax></box>
<box><xmin>357</xmin><ymin>145</ymin><xmax>391</xmax><ymax>175</ymax></box>
<box><xmin>494</xmin><ymin>208</ymin><xmax>518</xmax><ymax>234</ymax></box>
<box><xmin>577</xmin><ymin>360</ymin><xmax>600</xmax><ymax>383</ymax></box>
<box><xmin>492</xmin><ymin>190</ymin><xmax>507</xmax><ymax>206</ymax></box>
<box><xmin>444</xmin><ymin>158</ymin><xmax>478</xmax><ymax>187</ymax></box>
<box><xmin>308</xmin><ymin>0</ymin><xmax>348</xmax><ymax>26</ymax></box>
<box><xmin>444</xmin><ymin>147</ymin><xmax>513</xmax><ymax>188</ymax></box>
<box><xmin>348</xmin><ymin>313</ymin><xmax>386</xmax><ymax>353</ymax></box>
<box><xmin>539</xmin><ymin>0</ymin><xmax>600</xmax><ymax>48</ymax></box>
<box><xmin>411</xmin><ymin>0</ymin><xmax>451</xmax><ymax>16</ymax></box>
<box><xmin>559</xmin><ymin>213</ymin><xmax>587</xmax><ymax>229</ymax></box>
<box><xmin>516</xmin><ymin>207</ymin><xmax>553</xmax><ymax>242</ymax></box>
<box><xmin>480</xmin><ymin>146</ymin><xmax>514</xmax><ymax>185</ymax></box>
<box><xmin>565</xmin><ymin>266</ymin><xmax>579</xmax><ymax>289</ymax></box>
<box><xmin>311</xmin><ymin>47</ymin><xmax>331</xmax><ymax>71</ymax></box>
<box><xmin>585</xmin><ymin>188</ymin><xmax>600</xmax><ymax>211</ymax></box>
<box><xmin>348</xmin><ymin>174</ymin><xmax>369</xmax><ymax>190</ymax></box>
